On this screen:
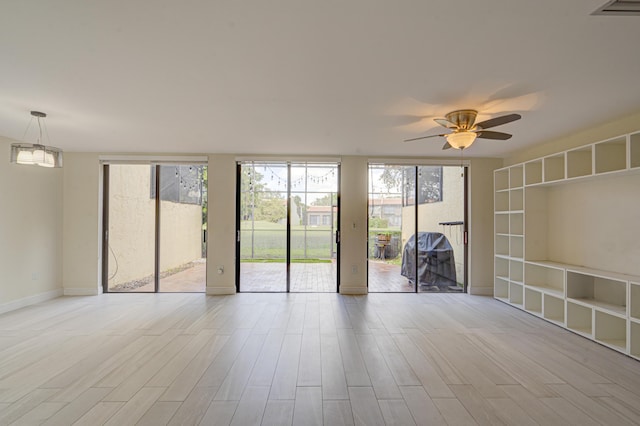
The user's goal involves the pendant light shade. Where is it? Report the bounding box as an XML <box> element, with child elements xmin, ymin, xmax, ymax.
<box><xmin>11</xmin><ymin>143</ymin><xmax>62</xmax><ymax>167</ymax></box>
<box><xmin>445</xmin><ymin>131</ymin><xmax>478</xmax><ymax>150</ymax></box>
<box><xmin>10</xmin><ymin>111</ymin><xmax>63</xmax><ymax>168</ymax></box>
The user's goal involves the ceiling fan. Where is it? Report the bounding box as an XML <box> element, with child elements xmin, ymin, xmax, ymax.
<box><xmin>404</xmin><ymin>109</ymin><xmax>522</xmax><ymax>150</ymax></box>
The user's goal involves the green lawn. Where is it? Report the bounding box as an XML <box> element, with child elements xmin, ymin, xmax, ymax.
<box><xmin>240</xmin><ymin>221</ymin><xmax>336</xmax><ymax>259</ymax></box>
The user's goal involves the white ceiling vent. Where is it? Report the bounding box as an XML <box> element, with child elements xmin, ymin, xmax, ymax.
<box><xmin>592</xmin><ymin>0</ymin><xmax>640</xmax><ymax>15</ymax></box>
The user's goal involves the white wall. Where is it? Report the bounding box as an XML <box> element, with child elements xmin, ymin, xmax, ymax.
<box><xmin>62</xmin><ymin>153</ymin><xmax>101</xmax><ymax>295</ymax></box>
<box><xmin>0</xmin><ymin>136</ymin><xmax>63</xmax><ymax>313</ymax></box>
<box><xmin>468</xmin><ymin>158</ymin><xmax>503</xmax><ymax>295</ymax></box>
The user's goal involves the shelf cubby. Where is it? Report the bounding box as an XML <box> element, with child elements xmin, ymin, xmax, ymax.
<box><xmin>595</xmin><ymin>136</ymin><xmax>627</xmax><ymax>174</ymax></box>
<box><xmin>495</xmin><ymin>235</ymin><xmax>509</xmax><ymax>257</ymax></box>
<box><xmin>525</xmin><ymin>262</ymin><xmax>564</xmax><ymax>296</ymax></box>
<box><xmin>567</xmin><ymin>301</ymin><xmax>592</xmax><ymax>335</ymax></box>
<box><xmin>630</xmin><ymin>321</ymin><xmax>640</xmax><ymax>358</ymax></box>
<box><xmin>510</xmin><ymin>165</ymin><xmax>524</xmax><ymax>188</ymax></box>
<box><xmin>566</xmin><ymin>271</ymin><xmax>627</xmax><ymax>316</ymax></box>
<box><xmin>631</xmin><ymin>132</ymin><xmax>640</xmax><ymax>169</ymax></box>
<box><xmin>594</xmin><ymin>310</ymin><xmax>627</xmax><ymax>350</ymax></box>
<box><xmin>566</xmin><ymin>146</ymin><xmax>593</xmax><ymax>179</ymax></box>
<box><xmin>631</xmin><ymin>282</ymin><xmax>640</xmax><ymax>320</ymax></box>
<box><xmin>544</xmin><ymin>153</ymin><xmax>565</xmax><ymax>182</ymax></box>
<box><xmin>495</xmin><ymin>213</ymin><xmax>509</xmax><ymax>235</ymax></box>
<box><xmin>495</xmin><ymin>277</ymin><xmax>509</xmax><ymax>300</ymax></box>
<box><xmin>523</xmin><ymin>187</ymin><xmax>548</xmax><ymax>261</ymax></box>
<box><xmin>510</xmin><ymin>260</ymin><xmax>524</xmax><ymax>283</ymax></box>
<box><xmin>544</xmin><ymin>295</ymin><xmax>565</xmax><ymax>324</ymax></box>
<box><xmin>525</xmin><ymin>160</ymin><xmax>543</xmax><ymax>185</ymax></box>
<box><xmin>509</xmin><ymin>213</ymin><xmax>523</xmax><ymax>236</ymax></box>
<box><xmin>495</xmin><ymin>257</ymin><xmax>509</xmax><ymax>280</ymax></box>
<box><xmin>495</xmin><ymin>191</ymin><xmax>509</xmax><ymax>212</ymax></box>
<box><xmin>510</xmin><ymin>236</ymin><xmax>524</xmax><ymax>259</ymax></box>
<box><xmin>509</xmin><ymin>282</ymin><xmax>523</xmax><ymax>305</ymax></box>
<box><xmin>495</xmin><ymin>169</ymin><xmax>509</xmax><ymax>191</ymax></box>
<box><xmin>525</xmin><ymin>288</ymin><xmax>542</xmax><ymax>314</ymax></box>
<box><xmin>509</xmin><ymin>189</ymin><xmax>524</xmax><ymax>211</ymax></box>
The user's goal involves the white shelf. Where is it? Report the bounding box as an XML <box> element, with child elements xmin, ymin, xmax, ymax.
<box><xmin>525</xmin><ymin>262</ymin><xmax>564</xmax><ymax>295</ymax></box>
<box><xmin>525</xmin><ymin>160</ymin><xmax>543</xmax><ymax>186</ymax></box>
<box><xmin>631</xmin><ymin>132</ymin><xmax>640</xmax><ymax>169</ymax></box>
<box><xmin>495</xmin><ymin>234</ymin><xmax>509</xmax><ymax>257</ymax></box>
<box><xmin>594</xmin><ymin>310</ymin><xmax>627</xmax><ymax>350</ymax></box>
<box><xmin>544</xmin><ymin>153</ymin><xmax>565</xmax><ymax>182</ymax></box>
<box><xmin>509</xmin><ymin>213</ymin><xmax>523</xmax><ymax>236</ymax></box>
<box><xmin>631</xmin><ymin>282</ymin><xmax>640</xmax><ymax>321</ymax></box>
<box><xmin>566</xmin><ymin>146</ymin><xmax>593</xmax><ymax>179</ymax></box>
<box><xmin>509</xmin><ymin>282</ymin><xmax>523</xmax><ymax>306</ymax></box>
<box><xmin>495</xmin><ymin>191</ymin><xmax>509</xmax><ymax>212</ymax></box>
<box><xmin>595</xmin><ymin>136</ymin><xmax>626</xmax><ymax>174</ymax></box>
<box><xmin>495</xmin><ymin>169</ymin><xmax>509</xmax><ymax>191</ymax></box>
<box><xmin>524</xmin><ymin>288</ymin><xmax>542</xmax><ymax>315</ymax></box>
<box><xmin>567</xmin><ymin>301</ymin><xmax>592</xmax><ymax>336</ymax></box>
<box><xmin>630</xmin><ymin>321</ymin><xmax>640</xmax><ymax>358</ymax></box>
<box><xmin>510</xmin><ymin>259</ymin><xmax>523</xmax><ymax>283</ymax></box>
<box><xmin>495</xmin><ymin>214</ymin><xmax>509</xmax><ymax>234</ymax></box>
<box><xmin>494</xmin><ymin>128</ymin><xmax>640</xmax><ymax>360</ymax></box>
<box><xmin>510</xmin><ymin>189</ymin><xmax>523</xmax><ymax>211</ymax></box>
<box><xmin>510</xmin><ymin>165</ymin><xmax>524</xmax><ymax>189</ymax></box>
<box><xmin>566</xmin><ymin>271</ymin><xmax>627</xmax><ymax>316</ymax></box>
<box><xmin>510</xmin><ymin>236</ymin><xmax>524</xmax><ymax>259</ymax></box>
<box><xmin>495</xmin><ymin>277</ymin><xmax>509</xmax><ymax>299</ymax></box>
<box><xmin>544</xmin><ymin>294</ymin><xmax>565</xmax><ymax>324</ymax></box>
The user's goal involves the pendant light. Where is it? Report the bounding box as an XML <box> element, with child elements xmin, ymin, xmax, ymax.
<box><xmin>10</xmin><ymin>111</ymin><xmax>63</xmax><ymax>168</ymax></box>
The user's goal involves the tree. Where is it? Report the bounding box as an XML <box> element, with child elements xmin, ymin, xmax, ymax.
<box><xmin>311</xmin><ymin>193</ymin><xmax>337</xmax><ymax>206</ymax></box>
<box><xmin>380</xmin><ymin>165</ymin><xmax>442</xmax><ymax>205</ymax></box>
<box><xmin>255</xmin><ymin>196</ymin><xmax>286</xmax><ymax>223</ymax></box>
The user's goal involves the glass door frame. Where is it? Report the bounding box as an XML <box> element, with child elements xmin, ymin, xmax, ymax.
<box><xmin>366</xmin><ymin>162</ymin><xmax>469</xmax><ymax>293</ymax></box>
<box><xmin>101</xmin><ymin>161</ymin><xmax>208</xmax><ymax>293</ymax></box>
<box><xmin>235</xmin><ymin>160</ymin><xmax>341</xmax><ymax>293</ymax></box>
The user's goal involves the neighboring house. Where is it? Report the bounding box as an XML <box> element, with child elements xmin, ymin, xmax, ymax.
<box><xmin>368</xmin><ymin>197</ymin><xmax>403</xmax><ymax>227</ymax></box>
<box><xmin>306</xmin><ymin>205</ymin><xmax>337</xmax><ymax>226</ymax></box>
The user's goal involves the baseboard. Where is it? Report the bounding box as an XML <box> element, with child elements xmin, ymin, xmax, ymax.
<box><xmin>63</xmin><ymin>287</ymin><xmax>101</xmax><ymax>296</ymax></box>
<box><xmin>339</xmin><ymin>286</ymin><xmax>368</xmax><ymax>295</ymax></box>
<box><xmin>0</xmin><ymin>288</ymin><xmax>63</xmax><ymax>315</ymax></box>
<box><xmin>469</xmin><ymin>286</ymin><xmax>493</xmax><ymax>296</ymax></box>
<box><xmin>206</xmin><ymin>286</ymin><xmax>237</xmax><ymax>295</ymax></box>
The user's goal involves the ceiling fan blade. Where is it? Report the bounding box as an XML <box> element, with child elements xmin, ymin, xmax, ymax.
<box><xmin>434</xmin><ymin>118</ymin><xmax>457</xmax><ymax>129</ymax></box>
<box><xmin>476</xmin><ymin>130</ymin><xmax>513</xmax><ymax>140</ymax></box>
<box><xmin>474</xmin><ymin>113</ymin><xmax>521</xmax><ymax>130</ymax></box>
<box><xmin>404</xmin><ymin>134</ymin><xmax>446</xmax><ymax>142</ymax></box>
<box><xmin>442</xmin><ymin>141</ymin><xmax>452</xmax><ymax>150</ymax></box>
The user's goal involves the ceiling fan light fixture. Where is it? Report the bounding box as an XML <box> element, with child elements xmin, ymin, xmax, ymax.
<box><xmin>446</xmin><ymin>131</ymin><xmax>477</xmax><ymax>150</ymax></box>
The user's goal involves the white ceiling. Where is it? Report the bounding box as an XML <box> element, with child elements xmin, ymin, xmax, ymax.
<box><xmin>1</xmin><ymin>0</ymin><xmax>639</xmax><ymax>158</ymax></box>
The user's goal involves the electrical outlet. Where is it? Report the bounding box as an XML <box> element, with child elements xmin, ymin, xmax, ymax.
<box><xmin>217</xmin><ymin>266</ymin><xmax>224</xmax><ymax>275</ymax></box>
<box><xmin>351</xmin><ymin>265</ymin><xmax>358</xmax><ymax>274</ymax></box>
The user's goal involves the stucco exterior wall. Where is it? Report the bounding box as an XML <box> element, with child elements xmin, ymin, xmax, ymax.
<box><xmin>107</xmin><ymin>164</ymin><xmax>202</xmax><ymax>286</ymax></box>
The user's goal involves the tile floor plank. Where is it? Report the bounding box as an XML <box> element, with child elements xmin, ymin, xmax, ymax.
<box><xmin>292</xmin><ymin>386</ymin><xmax>322</xmax><ymax>426</ymax></box>
<box><xmin>261</xmin><ymin>400</ymin><xmax>294</xmax><ymax>426</ymax></box>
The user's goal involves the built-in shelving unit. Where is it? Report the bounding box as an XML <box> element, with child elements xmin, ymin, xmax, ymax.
<box><xmin>494</xmin><ymin>129</ymin><xmax>640</xmax><ymax>360</ymax></box>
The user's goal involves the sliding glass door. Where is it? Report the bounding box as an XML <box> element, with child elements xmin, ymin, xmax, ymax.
<box><xmin>237</xmin><ymin>161</ymin><xmax>339</xmax><ymax>292</ymax></box>
<box><xmin>103</xmin><ymin>163</ymin><xmax>207</xmax><ymax>293</ymax></box>
<box><xmin>367</xmin><ymin>163</ymin><xmax>467</xmax><ymax>293</ymax></box>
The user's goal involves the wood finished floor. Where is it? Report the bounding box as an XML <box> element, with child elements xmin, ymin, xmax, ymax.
<box><xmin>1</xmin><ymin>293</ymin><xmax>640</xmax><ymax>425</ymax></box>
